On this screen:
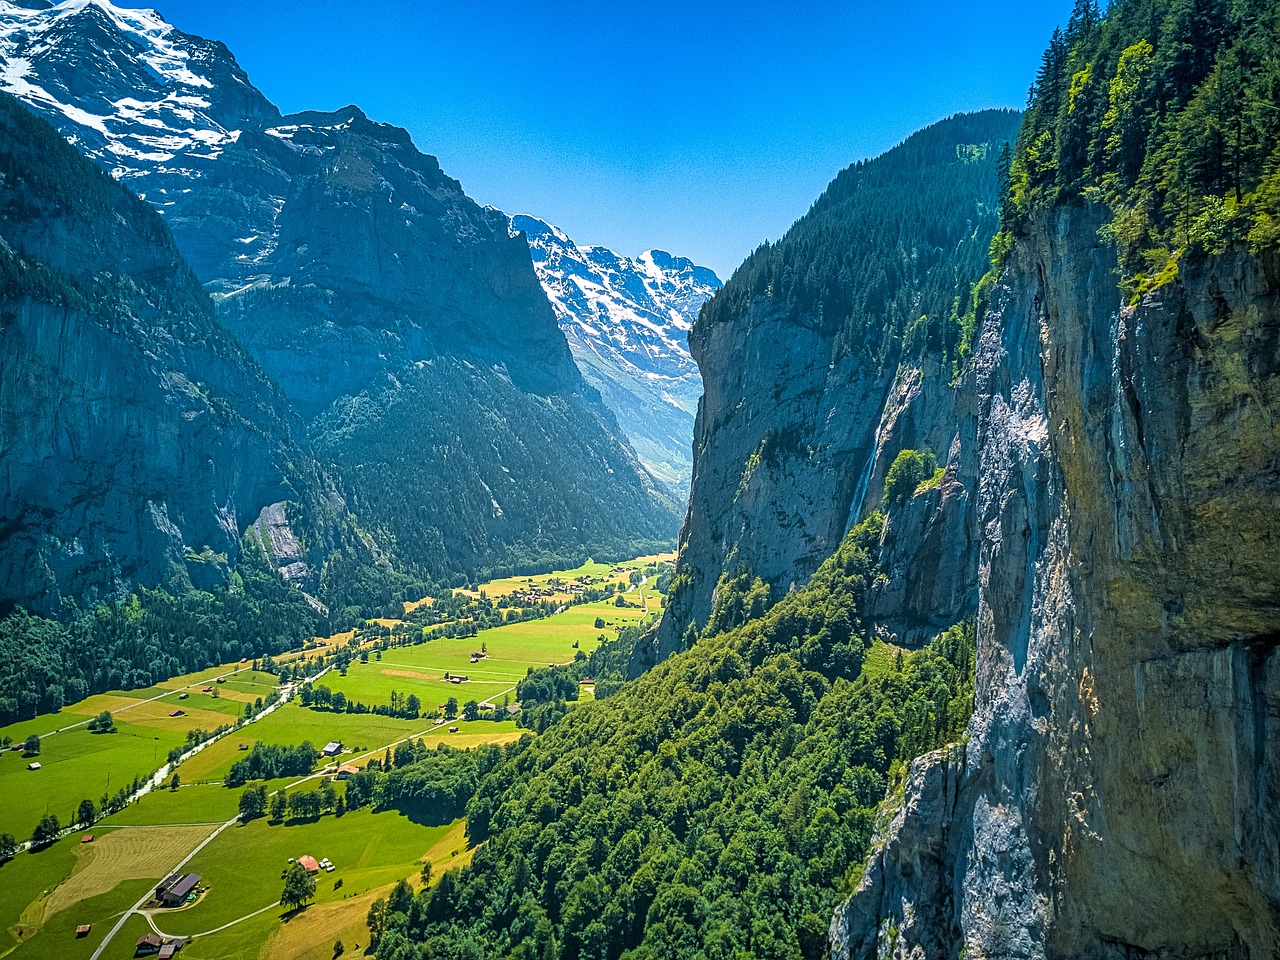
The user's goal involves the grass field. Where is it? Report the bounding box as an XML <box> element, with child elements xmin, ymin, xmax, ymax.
<box><xmin>0</xmin><ymin>666</ymin><xmax>283</xmax><ymax>842</ymax></box>
<box><xmin>323</xmin><ymin>596</ymin><xmax>655</xmax><ymax>719</ymax></box>
<box><xmin>157</xmin><ymin>808</ymin><xmax>462</xmax><ymax>959</ymax></box>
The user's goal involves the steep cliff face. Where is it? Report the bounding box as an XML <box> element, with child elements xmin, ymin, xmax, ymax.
<box><xmin>832</xmin><ymin>205</ymin><xmax>1280</xmax><ymax>959</ymax></box>
<box><xmin>0</xmin><ymin>92</ymin><xmax>324</xmax><ymax>613</ymax></box>
<box><xmin>650</xmin><ymin>110</ymin><xmax>1019</xmax><ymax>664</ymax></box>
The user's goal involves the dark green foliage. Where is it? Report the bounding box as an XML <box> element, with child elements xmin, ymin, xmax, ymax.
<box><xmin>239</xmin><ymin>785</ymin><xmax>269</xmax><ymax>821</ymax></box>
<box><xmin>282</xmin><ymin>861</ymin><xmax>317</xmax><ymax>912</ymax></box>
<box><xmin>377</xmin><ymin>518</ymin><xmax>977</xmax><ymax>960</ymax></box>
<box><xmin>31</xmin><ymin>813</ymin><xmax>60</xmax><ymax>847</ymax></box>
<box><xmin>0</xmin><ymin>541</ymin><xmax>323</xmax><ymax>725</ymax></box>
<box><xmin>311</xmin><ymin>358</ymin><xmax>678</xmax><ymax>587</ymax></box>
<box><xmin>883</xmin><ymin>449</ymin><xmax>939</xmax><ymax>505</ymax></box>
<box><xmin>22</xmin><ymin>734</ymin><xmax>39</xmax><ymax>756</ymax></box>
<box><xmin>1007</xmin><ymin>0</ymin><xmax>1280</xmax><ymax>279</ymax></box>
<box><xmin>227</xmin><ymin>742</ymin><xmax>319</xmax><ymax>787</ymax></box>
<box><xmin>0</xmin><ymin>833</ymin><xmax>16</xmax><ymax>861</ymax></box>
<box><xmin>698</xmin><ymin>110</ymin><xmax>1022</xmax><ymax>372</ymax></box>
<box><xmin>87</xmin><ymin>711</ymin><xmax>116</xmax><ymax>734</ymax></box>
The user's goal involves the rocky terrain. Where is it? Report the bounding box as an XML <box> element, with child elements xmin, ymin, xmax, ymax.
<box><xmin>0</xmin><ymin>0</ymin><xmax>678</xmax><ymax>592</ymax></box>
<box><xmin>652</xmin><ymin>109</ymin><xmax>1020</xmax><ymax>664</ymax></box>
<box><xmin>831</xmin><ymin>205</ymin><xmax>1280</xmax><ymax>960</ymax></box>
<box><xmin>0</xmin><ymin>90</ymin><xmax>331</xmax><ymax>613</ymax></box>
<box><xmin>515</xmin><ymin>214</ymin><xmax>720</xmax><ymax>489</ymax></box>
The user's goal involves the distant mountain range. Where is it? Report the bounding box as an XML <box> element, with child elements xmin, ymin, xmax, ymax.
<box><xmin>514</xmin><ymin>215</ymin><xmax>720</xmax><ymax>488</ymax></box>
<box><xmin>0</xmin><ymin>0</ymin><xmax>679</xmax><ymax>616</ymax></box>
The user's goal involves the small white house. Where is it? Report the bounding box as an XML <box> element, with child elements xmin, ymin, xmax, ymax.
<box><xmin>27</xmin><ymin>761</ymin><xmax>41</xmax><ymax>771</ymax></box>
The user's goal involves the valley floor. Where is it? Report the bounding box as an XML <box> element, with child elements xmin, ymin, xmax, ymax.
<box><xmin>0</xmin><ymin>553</ymin><xmax>672</xmax><ymax>960</ymax></box>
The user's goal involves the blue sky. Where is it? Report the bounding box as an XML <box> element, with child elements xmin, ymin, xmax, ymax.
<box><xmin>132</xmin><ymin>0</ymin><xmax>1074</xmax><ymax>279</ymax></box>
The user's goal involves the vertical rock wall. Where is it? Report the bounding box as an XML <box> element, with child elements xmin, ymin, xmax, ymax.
<box><xmin>833</xmin><ymin>206</ymin><xmax>1280</xmax><ymax>960</ymax></box>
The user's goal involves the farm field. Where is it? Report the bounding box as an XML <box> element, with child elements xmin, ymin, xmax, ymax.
<box><xmin>321</xmin><ymin>593</ymin><xmax>659</xmax><ymax>721</ymax></box>
<box><xmin>124</xmin><ymin>809</ymin><xmax>468</xmax><ymax>960</ymax></box>
<box><xmin>0</xmin><ymin>667</ymin><xmax>280</xmax><ymax>842</ymax></box>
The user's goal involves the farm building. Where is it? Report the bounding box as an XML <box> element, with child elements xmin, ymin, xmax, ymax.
<box><xmin>298</xmin><ymin>855</ymin><xmax>320</xmax><ymax>874</ymax></box>
<box><xmin>178</xmin><ymin>693</ymin><xmax>189</xmax><ymax>700</ymax></box>
<box><xmin>322</xmin><ymin>741</ymin><xmax>343</xmax><ymax>757</ymax></box>
<box><xmin>75</xmin><ymin>924</ymin><xmax>91</xmax><ymax>937</ymax></box>
<box><xmin>155</xmin><ymin>873</ymin><xmax>200</xmax><ymax>906</ymax></box>
<box><xmin>81</xmin><ymin>834</ymin><xmax>94</xmax><ymax>844</ymax></box>
<box><xmin>27</xmin><ymin>761</ymin><xmax>40</xmax><ymax>770</ymax></box>
<box><xmin>134</xmin><ymin>933</ymin><xmax>182</xmax><ymax>956</ymax></box>
<box><xmin>448</xmin><ymin>726</ymin><xmax>459</xmax><ymax>733</ymax></box>
<box><xmin>169</xmin><ymin>709</ymin><xmax>184</xmax><ymax>718</ymax></box>
<box><xmin>201</xmin><ymin>687</ymin><xmax>213</xmax><ymax>693</ymax></box>
<box><xmin>336</xmin><ymin>763</ymin><xmax>360</xmax><ymax>780</ymax></box>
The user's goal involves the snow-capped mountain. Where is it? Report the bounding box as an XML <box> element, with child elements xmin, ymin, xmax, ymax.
<box><xmin>0</xmin><ymin>0</ymin><xmax>276</xmax><ymax>170</ymax></box>
<box><xmin>514</xmin><ymin>214</ymin><xmax>721</xmax><ymax>489</ymax></box>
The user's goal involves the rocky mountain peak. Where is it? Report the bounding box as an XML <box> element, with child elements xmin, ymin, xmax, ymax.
<box><xmin>511</xmin><ymin>213</ymin><xmax>720</xmax><ymax>488</ymax></box>
<box><xmin>0</xmin><ymin>0</ymin><xmax>277</xmax><ymax>177</ymax></box>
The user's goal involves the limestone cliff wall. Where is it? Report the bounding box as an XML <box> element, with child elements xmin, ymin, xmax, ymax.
<box><xmin>833</xmin><ymin>206</ymin><xmax>1280</xmax><ymax>959</ymax></box>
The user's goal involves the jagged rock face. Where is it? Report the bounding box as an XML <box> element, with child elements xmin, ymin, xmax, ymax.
<box><xmin>514</xmin><ymin>214</ymin><xmax>721</xmax><ymax>489</ymax></box>
<box><xmin>0</xmin><ymin>92</ymin><xmax>319</xmax><ymax>613</ymax></box>
<box><xmin>833</xmin><ymin>206</ymin><xmax>1280</xmax><ymax>959</ymax></box>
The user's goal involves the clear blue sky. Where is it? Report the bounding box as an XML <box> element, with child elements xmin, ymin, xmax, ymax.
<box><xmin>131</xmin><ymin>0</ymin><xmax>1074</xmax><ymax>279</ymax></box>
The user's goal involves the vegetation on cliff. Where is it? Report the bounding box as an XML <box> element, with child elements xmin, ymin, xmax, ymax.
<box><xmin>1006</xmin><ymin>0</ymin><xmax>1280</xmax><ymax>291</ymax></box>
<box><xmin>368</xmin><ymin>518</ymin><xmax>977</xmax><ymax>960</ymax></box>
<box><xmin>697</xmin><ymin>109</ymin><xmax>1022</xmax><ymax>372</ymax></box>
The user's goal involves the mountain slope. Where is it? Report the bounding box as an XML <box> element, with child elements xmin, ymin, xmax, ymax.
<box><xmin>514</xmin><ymin>215</ymin><xmax>721</xmax><ymax>489</ymax></box>
<box><xmin>0</xmin><ymin>89</ymin><xmax>324</xmax><ymax>614</ymax></box>
<box><xmin>0</xmin><ymin>0</ymin><xmax>679</xmax><ymax>584</ymax></box>
<box><xmin>650</xmin><ymin>109</ymin><xmax>1022</xmax><ymax>665</ymax></box>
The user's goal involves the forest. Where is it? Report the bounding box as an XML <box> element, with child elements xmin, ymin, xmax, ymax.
<box><xmin>362</xmin><ymin>516</ymin><xmax>977</xmax><ymax>960</ymax></box>
<box><xmin>1006</xmin><ymin>0</ymin><xmax>1280</xmax><ymax>292</ymax></box>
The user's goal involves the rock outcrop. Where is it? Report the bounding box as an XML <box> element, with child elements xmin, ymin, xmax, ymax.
<box><xmin>832</xmin><ymin>205</ymin><xmax>1280</xmax><ymax>959</ymax></box>
<box><xmin>1</xmin><ymin>0</ymin><xmax>679</xmax><ymax>585</ymax></box>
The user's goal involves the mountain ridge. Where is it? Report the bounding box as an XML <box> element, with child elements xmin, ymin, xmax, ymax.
<box><xmin>513</xmin><ymin>213</ymin><xmax>720</xmax><ymax>488</ymax></box>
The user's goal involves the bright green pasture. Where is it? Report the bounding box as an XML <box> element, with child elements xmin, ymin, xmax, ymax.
<box><xmin>166</xmin><ymin>808</ymin><xmax>455</xmax><ymax>939</ymax></box>
<box><xmin>0</xmin><ymin>839</ymin><xmax>79</xmax><ymax>953</ymax></box>
<box><xmin>98</xmin><ymin>782</ymin><xmax>246</xmax><ymax>827</ymax></box>
<box><xmin>326</xmin><ymin>598</ymin><xmax>652</xmax><ymax>716</ymax></box>
<box><xmin>0</xmin><ymin>718</ymin><xmax>187</xmax><ymax>841</ymax></box>
<box><xmin>8</xmin><ymin>878</ymin><xmax>153</xmax><ymax>960</ymax></box>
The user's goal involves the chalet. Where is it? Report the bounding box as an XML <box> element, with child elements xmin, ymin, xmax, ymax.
<box><xmin>27</xmin><ymin>761</ymin><xmax>40</xmax><ymax>771</ymax></box>
<box><xmin>135</xmin><ymin>934</ymin><xmax>182</xmax><ymax>957</ymax></box>
<box><xmin>505</xmin><ymin>704</ymin><xmax>521</xmax><ymax>715</ymax></box>
<box><xmin>298</xmin><ymin>855</ymin><xmax>320</xmax><ymax>874</ymax></box>
<box><xmin>478</xmin><ymin>702</ymin><xmax>496</xmax><ymax>711</ymax></box>
<box><xmin>76</xmin><ymin>924</ymin><xmax>91</xmax><ymax>937</ymax></box>
<box><xmin>322</xmin><ymin>742</ymin><xmax>343</xmax><ymax>757</ymax></box>
<box><xmin>156</xmin><ymin>873</ymin><xmax>200</xmax><ymax>907</ymax></box>
<box><xmin>336</xmin><ymin>763</ymin><xmax>360</xmax><ymax>780</ymax></box>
